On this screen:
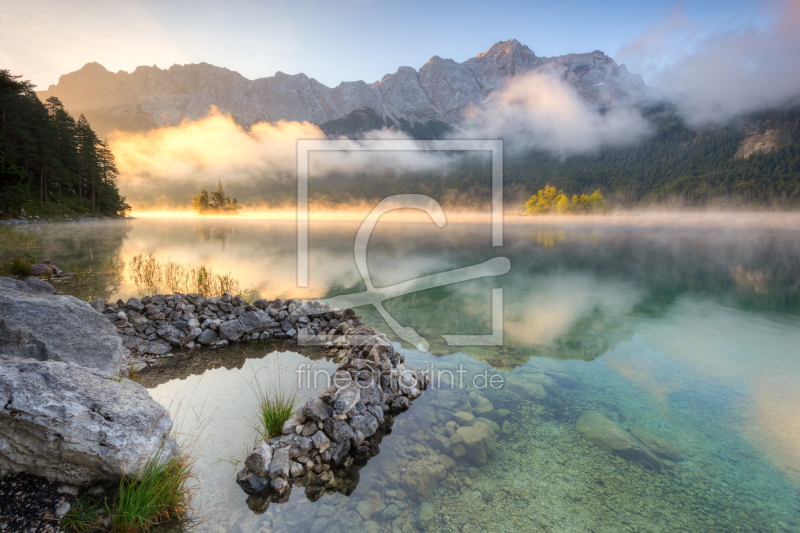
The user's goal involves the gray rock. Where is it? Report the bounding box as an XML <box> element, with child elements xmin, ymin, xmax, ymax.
<box><xmin>237</xmin><ymin>310</ymin><xmax>277</xmax><ymax>334</ymax></box>
<box><xmin>21</xmin><ymin>277</ymin><xmax>57</xmax><ymax>295</ymax></box>
<box><xmin>0</xmin><ymin>277</ymin><xmax>128</xmax><ymax>375</ymax></box>
<box><xmin>0</xmin><ymin>355</ymin><xmax>177</xmax><ymax>485</ymax></box>
<box><xmin>303</xmin><ymin>397</ymin><xmax>332</xmax><ymax>422</ymax></box>
<box><xmin>145</xmin><ymin>341</ymin><xmax>171</xmax><ymax>355</ymax></box>
<box><xmin>312</xmin><ymin>430</ymin><xmax>330</xmax><ymax>452</ymax></box>
<box><xmin>196</xmin><ymin>329</ymin><xmax>218</xmax><ymax>346</ymax></box>
<box><xmin>269</xmin><ymin>447</ymin><xmax>290</xmax><ymax>479</ymax></box>
<box><xmin>125</xmin><ymin>297</ymin><xmax>144</xmax><ymax>312</ymax></box>
<box><xmin>236</xmin><ymin>467</ymin><xmax>270</xmax><ymax>494</ymax></box>
<box><xmin>576</xmin><ymin>411</ymin><xmax>662</xmax><ymax>470</ymax></box>
<box><xmin>185</xmin><ymin>293</ymin><xmax>205</xmax><ymax>306</ymax></box>
<box><xmin>156</xmin><ymin>325</ymin><xmax>182</xmax><ymax>346</ymax></box>
<box><xmin>333</xmin><ymin>382</ymin><xmax>360</xmax><ymax>417</ymax></box>
<box><xmin>323</xmin><ymin>418</ymin><xmax>355</xmax><ymax>443</ymax></box>
<box><xmin>349</xmin><ymin>413</ymin><xmax>379</xmax><ymax>438</ymax></box>
<box><xmin>244</xmin><ymin>442</ymin><xmax>273</xmax><ymax>478</ymax></box>
<box><xmin>219</xmin><ymin>319</ymin><xmax>245</xmax><ymax>341</ymax></box>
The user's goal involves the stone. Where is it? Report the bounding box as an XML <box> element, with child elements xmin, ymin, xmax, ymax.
<box><xmin>303</xmin><ymin>397</ymin><xmax>332</xmax><ymax>422</ymax></box>
<box><xmin>506</xmin><ymin>376</ymin><xmax>548</xmax><ymax>401</ymax></box>
<box><xmin>312</xmin><ymin>430</ymin><xmax>330</xmax><ymax>452</ymax></box>
<box><xmin>432</xmin><ymin>434</ymin><xmax>452</xmax><ymax>453</ymax></box>
<box><xmin>473</xmin><ymin>417</ymin><xmax>500</xmax><ymax>434</ymax></box>
<box><xmin>473</xmin><ymin>395</ymin><xmax>493</xmax><ymax>415</ymax></box>
<box><xmin>156</xmin><ymin>325</ymin><xmax>182</xmax><ymax>346</ymax></box>
<box><xmin>501</xmin><ymin>420</ymin><xmax>514</xmax><ymax>435</ymax></box>
<box><xmin>547</xmin><ymin>372</ymin><xmax>580</xmax><ymax>388</ymax></box>
<box><xmin>357</xmin><ymin>500</ymin><xmax>374</xmax><ymax>520</ymax></box>
<box><xmin>323</xmin><ymin>418</ymin><xmax>355</xmax><ymax>443</ymax></box>
<box><xmin>289</xmin><ymin>461</ymin><xmax>304</xmax><ymax>477</ymax></box>
<box><xmin>456</xmin><ymin>422</ymin><xmax>497</xmax><ymax>466</ymax></box>
<box><xmin>401</xmin><ymin>460</ymin><xmax>446</xmax><ymax>502</ymax></box>
<box><xmin>419</xmin><ymin>501</ymin><xmax>434</xmax><ymax>529</ymax></box>
<box><xmin>145</xmin><ymin>341</ymin><xmax>171</xmax><ymax>355</ymax></box>
<box><xmin>381</xmin><ymin>503</ymin><xmax>402</xmax><ymax>520</ymax></box>
<box><xmin>270</xmin><ymin>476</ymin><xmax>289</xmax><ymax>495</ymax></box>
<box><xmin>125</xmin><ymin>297</ymin><xmax>144</xmax><ymax>312</ymax></box>
<box><xmin>327</xmin><ymin>439</ymin><xmax>351</xmax><ymax>465</ymax></box>
<box><xmin>238</xmin><ymin>310</ymin><xmax>275</xmax><ymax>334</ymax></box>
<box><xmin>236</xmin><ymin>467</ymin><xmax>270</xmax><ymax>494</ymax></box>
<box><xmin>0</xmin><ymin>277</ymin><xmax>128</xmax><ymax>375</ymax></box>
<box><xmin>349</xmin><ymin>413</ymin><xmax>379</xmax><ymax>438</ymax></box>
<box><xmin>630</xmin><ymin>427</ymin><xmax>680</xmax><ymax>460</ymax></box>
<box><xmin>495</xmin><ymin>408</ymin><xmax>511</xmax><ymax>419</ymax></box>
<box><xmin>452</xmin><ymin>411</ymin><xmax>474</xmax><ymax>425</ymax></box>
<box><xmin>333</xmin><ymin>382</ymin><xmax>361</xmax><ymax>417</ymax></box>
<box><xmin>244</xmin><ymin>442</ymin><xmax>273</xmax><ymax>478</ymax></box>
<box><xmin>185</xmin><ymin>293</ymin><xmax>205</xmax><ymax>306</ymax></box>
<box><xmin>576</xmin><ymin>411</ymin><xmax>662</xmax><ymax>470</ymax></box>
<box><xmin>0</xmin><ymin>355</ymin><xmax>177</xmax><ymax>485</ymax></box>
<box><xmin>268</xmin><ymin>447</ymin><xmax>290</xmax><ymax>479</ymax></box>
<box><xmin>219</xmin><ymin>319</ymin><xmax>245</xmax><ymax>341</ymax></box>
<box><xmin>196</xmin><ymin>328</ymin><xmax>218</xmax><ymax>345</ymax></box>
<box><xmin>439</xmin><ymin>455</ymin><xmax>456</xmax><ymax>469</ymax></box>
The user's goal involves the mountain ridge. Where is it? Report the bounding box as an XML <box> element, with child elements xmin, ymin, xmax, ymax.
<box><xmin>37</xmin><ymin>39</ymin><xmax>650</xmax><ymax>137</ymax></box>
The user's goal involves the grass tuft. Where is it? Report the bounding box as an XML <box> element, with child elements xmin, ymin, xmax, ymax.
<box><xmin>112</xmin><ymin>445</ymin><xmax>196</xmax><ymax>533</ymax></box>
<box><xmin>246</xmin><ymin>356</ymin><xmax>298</xmax><ymax>441</ymax></box>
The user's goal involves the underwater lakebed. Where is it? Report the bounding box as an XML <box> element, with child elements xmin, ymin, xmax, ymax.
<box><xmin>25</xmin><ymin>214</ymin><xmax>800</xmax><ymax>531</ymax></box>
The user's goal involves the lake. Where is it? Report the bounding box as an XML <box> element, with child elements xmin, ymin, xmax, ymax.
<box><xmin>22</xmin><ymin>213</ymin><xmax>800</xmax><ymax>532</ymax></box>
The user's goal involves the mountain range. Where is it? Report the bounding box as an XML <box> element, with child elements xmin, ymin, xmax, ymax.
<box><xmin>37</xmin><ymin>39</ymin><xmax>651</xmax><ymax>138</ymax></box>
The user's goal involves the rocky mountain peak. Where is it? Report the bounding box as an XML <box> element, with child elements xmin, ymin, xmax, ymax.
<box><xmin>38</xmin><ymin>39</ymin><xmax>651</xmax><ymax>137</ymax></box>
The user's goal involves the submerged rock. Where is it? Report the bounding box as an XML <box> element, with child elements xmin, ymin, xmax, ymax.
<box><xmin>456</xmin><ymin>421</ymin><xmax>497</xmax><ymax>466</ymax></box>
<box><xmin>576</xmin><ymin>411</ymin><xmax>662</xmax><ymax>470</ymax></box>
<box><xmin>0</xmin><ymin>277</ymin><xmax>127</xmax><ymax>375</ymax></box>
<box><xmin>630</xmin><ymin>426</ymin><xmax>680</xmax><ymax>461</ymax></box>
<box><xmin>0</xmin><ymin>355</ymin><xmax>177</xmax><ymax>485</ymax></box>
<box><xmin>506</xmin><ymin>376</ymin><xmax>549</xmax><ymax>401</ymax></box>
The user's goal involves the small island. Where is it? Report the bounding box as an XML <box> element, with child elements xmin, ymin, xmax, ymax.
<box><xmin>524</xmin><ymin>184</ymin><xmax>609</xmax><ymax>214</ymax></box>
<box><xmin>191</xmin><ymin>181</ymin><xmax>240</xmax><ymax>214</ymax></box>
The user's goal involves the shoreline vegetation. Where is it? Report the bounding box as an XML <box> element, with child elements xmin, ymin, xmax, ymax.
<box><xmin>191</xmin><ymin>181</ymin><xmax>239</xmax><ymax>215</ymax></box>
<box><xmin>0</xmin><ymin>70</ymin><xmax>130</xmax><ymax>220</ymax></box>
<box><xmin>129</xmin><ymin>252</ymin><xmax>256</xmax><ymax>302</ymax></box>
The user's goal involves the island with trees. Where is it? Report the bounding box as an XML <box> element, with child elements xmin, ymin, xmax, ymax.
<box><xmin>191</xmin><ymin>181</ymin><xmax>240</xmax><ymax>214</ymax></box>
<box><xmin>524</xmin><ymin>184</ymin><xmax>609</xmax><ymax>214</ymax></box>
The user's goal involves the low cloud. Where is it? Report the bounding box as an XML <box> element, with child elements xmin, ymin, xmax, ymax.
<box><xmin>110</xmin><ymin>108</ymin><xmax>454</xmax><ymax>208</ymax></box>
<box><xmin>620</xmin><ymin>0</ymin><xmax>800</xmax><ymax>124</ymax></box>
<box><xmin>455</xmin><ymin>70</ymin><xmax>652</xmax><ymax>155</ymax></box>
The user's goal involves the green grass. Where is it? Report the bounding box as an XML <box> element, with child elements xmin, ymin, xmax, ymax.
<box><xmin>254</xmin><ymin>388</ymin><xmax>297</xmax><ymax>441</ymax></box>
<box><xmin>2</xmin><ymin>255</ymin><xmax>34</xmax><ymax>276</ymax></box>
<box><xmin>112</xmin><ymin>446</ymin><xmax>196</xmax><ymax>532</ymax></box>
<box><xmin>61</xmin><ymin>496</ymin><xmax>107</xmax><ymax>532</ymax></box>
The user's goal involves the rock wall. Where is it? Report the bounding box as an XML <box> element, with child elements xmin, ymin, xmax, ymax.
<box><xmin>96</xmin><ymin>292</ymin><xmax>374</xmax><ymax>373</ymax></box>
<box><xmin>0</xmin><ymin>355</ymin><xmax>177</xmax><ymax>486</ymax></box>
<box><xmin>236</xmin><ymin>334</ymin><xmax>431</xmax><ymax>504</ymax></box>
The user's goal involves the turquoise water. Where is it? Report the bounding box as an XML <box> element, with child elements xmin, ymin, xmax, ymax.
<box><xmin>24</xmin><ymin>214</ymin><xmax>800</xmax><ymax>531</ymax></box>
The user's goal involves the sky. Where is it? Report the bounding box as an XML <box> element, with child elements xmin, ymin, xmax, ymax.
<box><xmin>0</xmin><ymin>0</ymin><xmax>777</xmax><ymax>90</ymax></box>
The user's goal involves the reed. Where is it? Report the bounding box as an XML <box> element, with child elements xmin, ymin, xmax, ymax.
<box><xmin>128</xmin><ymin>253</ymin><xmax>257</xmax><ymax>301</ymax></box>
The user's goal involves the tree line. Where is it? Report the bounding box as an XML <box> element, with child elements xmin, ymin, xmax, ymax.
<box><xmin>0</xmin><ymin>69</ymin><xmax>129</xmax><ymax>218</ymax></box>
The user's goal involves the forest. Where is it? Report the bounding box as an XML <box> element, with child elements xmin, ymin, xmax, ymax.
<box><xmin>284</xmin><ymin>103</ymin><xmax>800</xmax><ymax>210</ymax></box>
<box><xmin>0</xmin><ymin>69</ymin><xmax>129</xmax><ymax>219</ymax></box>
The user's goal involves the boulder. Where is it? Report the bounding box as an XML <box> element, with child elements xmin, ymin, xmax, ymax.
<box><xmin>576</xmin><ymin>411</ymin><xmax>662</xmax><ymax>470</ymax></box>
<box><xmin>0</xmin><ymin>277</ymin><xmax>128</xmax><ymax>375</ymax></box>
<box><xmin>0</xmin><ymin>355</ymin><xmax>178</xmax><ymax>485</ymax></box>
<box><xmin>630</xmin><ymin>427</ymin><xmax>680</xmax><ymax>461</ymax></box>
<box><xmin>506</xmin><ymin>376</ymin><xmax>548</xmax><ymax>401</ymax></box>
<box><xmin>219</xmin><ymin>319</ymin><xmax>245</xmax><ymax>341</ymax></box>
<box><xmin>245</xmin><ymin>442</ymin><xmax>273</xmax><ymax>478</ymax></box>
<box><xmin>196</xmin><ymin>328</ymin><xmax>218</xmax><ymax>346</ymax></box>
<box><xmin>456</xmin><ymin>421</ymin><xmax>496</xmax><ymax>465</ymax></box>
<box><xmin>401</xmin><ymin>460</ymin><xmax>446</xmax><ymax>502</ymax></box>
<box><xmin>238</xmin><ymin>310</ymin><xmax>277</xmax><ymax>334</ymax></box>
